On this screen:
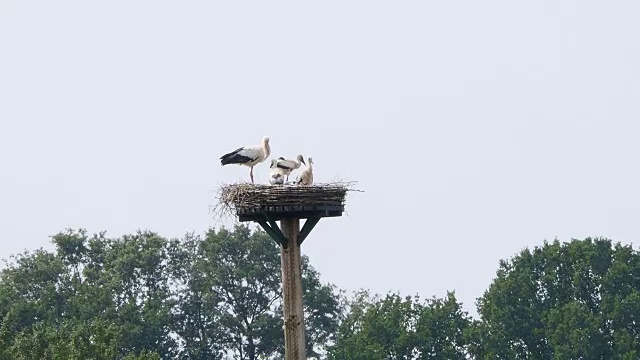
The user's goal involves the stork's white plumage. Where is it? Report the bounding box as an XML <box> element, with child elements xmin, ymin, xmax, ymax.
<box><xmin>295</xmin><ymin>157</ymin><xmax>314</xmax><ymax>186</ymax></box>
<box><xmin>273</xmin><ymin>154</ymin><xmax>305</xmax><ymax>181</ymax></box>
<box><xmin>220</xmin><ymin>136</ymin><xmax>271</xmax><ymax>184</ymax></box>
<box><xmin>268</xmin><ymin>159</ymin><xmax>286</xmax><ymax>185</ymax></box>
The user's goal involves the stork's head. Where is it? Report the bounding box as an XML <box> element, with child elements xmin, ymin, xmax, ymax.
<box><xmin>262</xmin><ymin>136</ymin><xmax>270</xmax><ymax>144</ymax></box>
<box><xmin>269</xmin><ymin>158</ymin><xmax>278</xmax><ymax>168</ymax></box>
<box><xmin>297</xmin><ymin>154</ymin><xmax>305</xmax><ymax>165</ymax></box>
<box><xmin>307</xmin><ymin>157</ymin><xmax>313</xmax><ymax>164</ymax></box>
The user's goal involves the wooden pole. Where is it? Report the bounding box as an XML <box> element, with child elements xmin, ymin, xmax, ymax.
<box><xmin>279</xmin><ymin>218</ymin><xmax>306</xmax><ymax>360</ymax></box>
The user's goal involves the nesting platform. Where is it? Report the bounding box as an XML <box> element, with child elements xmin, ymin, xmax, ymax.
<box><xmin>217</xmin><ymin>182</ymin><xmax>351</xmax><ymax>222</ymax></box>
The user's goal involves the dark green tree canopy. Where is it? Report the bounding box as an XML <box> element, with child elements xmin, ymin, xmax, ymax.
<box><xmin>0</xmin><ymin>225</ymin><xmax>343</xmax><ymax>360</ymax></box>
<box><xmin>475</xmin><ymin>237</ymin><xmax>640</xmax><ymax>359</ymax></box>
<box><xmin>327</xmin><ymin>290</ymin><xmax>475</xmax><ymax>359</ymax></box>
<box><xmin>2</xmin><ymin>227</ymin><xmax>639</xmax><ymax>359</ymax></box>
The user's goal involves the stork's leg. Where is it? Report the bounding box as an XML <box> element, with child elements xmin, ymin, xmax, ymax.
<box><xmin>250</xmin><ymin>167</ymin><xmax>254</xmax><ymax>184</ymax></box>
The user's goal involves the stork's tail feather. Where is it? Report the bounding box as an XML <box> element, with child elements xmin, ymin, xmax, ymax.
<box><xmin>220</xmin><ymin>148</ymin><xmax>251</xmax><ymax>166</ymax></box>
<box><xmin>220</xmin><ymin>155</ymin><xmax>236</xmax><ymax>166</ymax></box>
<box><xmin>220</xmin><ymin>156</ymin><xmax>245</xmax><ymax>166</ymax></box>
<box><xmin>220</xmin><ymin>154</ymin><xmax>235</xmax><ymax>166</ymax></box>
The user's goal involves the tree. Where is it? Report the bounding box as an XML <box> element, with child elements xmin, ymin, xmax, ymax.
<box><xmin>174</xmin><ymin>224</ymin><xmax>344</xmax><ymax>359</ymax></box>
<box><xmin>0</xmin><ymin>228</ymin><xmax>172</xmax><ymax>359</ymax></box>
<box><xmin>474</xmin><ymin>237</ymin><xmax>640</xmax><ymax>359</ymax></box>
<box><xmin>327</xmin><ymin>290</ymin><xmax>474</xmax><ymax>359</ymax></box>
<box><xmin>415</xmin><ymin>292</ymin><xmax>475</xmax><ymax>359</ymax></box>
<box><xmin>0</xmin><ymin>225</ymin><xmax>343</xmax><ymax>359</ymax></box>
<box><xmin>301</xmin><ymin>258</ymin><xmax>345</xmax><ymax>358</ymax></box>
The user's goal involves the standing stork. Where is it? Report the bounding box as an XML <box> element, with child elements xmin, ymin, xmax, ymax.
<box><xmin>295</xmin><ymin>157</ymin><xmax>314</xmax><ymax>186</ymax></box>
<box><xmin>273</xmin><ymin>154</ymin><xmax>305</xmax><ymax>181</ymax></box>
<box><xmin>220</xmin><ymin>136</ymin><xmax>271</xmax><ymax>184</ymax></box>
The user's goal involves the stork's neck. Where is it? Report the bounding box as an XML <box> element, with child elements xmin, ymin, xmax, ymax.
<box><xmin>263</xmin><ymin>141</ymin><xmax>271</xmax><ymax>158</ymax></box>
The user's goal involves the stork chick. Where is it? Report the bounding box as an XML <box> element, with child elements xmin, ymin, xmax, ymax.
<box><xmin>273</xmin><ymin>154</ymin><xmax>305</xmax><ymax>181</ymax></box>
<box><xmin>220</xmin><ymin>136</ymin><xmax>271</xmax><ymax>184</ymax></box>
<box><xmin>269</xmin><ymin>158</ymin><xmax>286</xmax><ymax>185</ymax></box>
<box><xmin>295</xmin><ymin>157</ymin><xmax>314</xmax><ymax>186</ymax></box>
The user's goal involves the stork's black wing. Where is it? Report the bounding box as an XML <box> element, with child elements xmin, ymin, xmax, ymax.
<box><xmin>220</xmin><ymin>147</ymin><xmax>253</xmax><ymax>165</ymax></box>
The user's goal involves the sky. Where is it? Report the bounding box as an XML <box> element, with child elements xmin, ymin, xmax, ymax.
<box><xmin>1</xmin><ymin>0</ymin><xmax>639</xmax><ymax>318</ymax></box>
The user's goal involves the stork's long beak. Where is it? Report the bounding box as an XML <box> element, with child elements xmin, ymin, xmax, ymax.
<box><xmin>300</xmin><ymin>158</ymin><xmax>306</xmax><ymax>165</ymax></box>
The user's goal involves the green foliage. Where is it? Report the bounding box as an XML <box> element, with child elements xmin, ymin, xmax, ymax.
<box><xmin>302</xmin><ymin>259</ymin><xmax>345</xmax><ymax>358</ymax></box>
<box><xmin>327</xmin><ymin>290</ymin><xmax>474</xmax><ymax>359</ymax></box>
<box><xmin>0</xmin><ymin>225</ymin><xmax>342</xmax><ymax>360</ymax></box>
<box><xmin>0</xmin><ymin>229</ymin><xmax>172</xmax><ymax>359</ymax></box>
<box><xmin>174</xmin><ymin>226</ymin><xmax>284</xmax><ymax>359</ymax></box>
<box><xmin>173</xmin><ymin>225</ymin><xmax>343</xmax><ymax>359</ymax></box>
<box><xmin>2</xmin><ymin>226</ymin><xmax>639</xmax><ymax>359</ymax></box>
<box><xmin>415</xmin><ymin>292</ymin><xmax>474</xmax><ymax>359</ymax></box>
<box><xmin>475</xmin><ymin>237</ymin><xmax>640</xmax><ymax>359</ymax></box>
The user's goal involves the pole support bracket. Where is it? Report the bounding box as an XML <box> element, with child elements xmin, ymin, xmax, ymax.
<box><xmin>257</xmin><ymin>215</ymin><xmax>322</xmax><ymax>248</ymax></box>
<box><xmin>257</xmin><ymin>214</ymin><xmax>288</xmax><ymax>248</ymax></box>
<box><xmin>298</xmin><ymin>217</ymin><xmax>321</xmax><ymax>246</ymax></box>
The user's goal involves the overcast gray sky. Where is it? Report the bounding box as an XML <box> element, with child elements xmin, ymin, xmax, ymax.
<box><xmin>1</xmin><ymin>0</ymin><xmax>639</xmax><ymax>318</ymax></box>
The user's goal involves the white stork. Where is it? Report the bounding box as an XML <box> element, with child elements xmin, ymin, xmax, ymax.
<box><xmin>220</xmin><ymin>136</ymin><xmax>271</xmax><ymax>184</ymax></box>
<box><xmin>268</xmin><ymin>159</ymin><xmax>285</xmax><ymax>185</ymax></box>
<box><xmin>273</xmin><ymin>154</ymin><xmax>305</xmax><ymax>181</ymax></box>
<box><xmin>295</xmin><ymin>157</ymin><xmax>314</xmax><ymax>186</ymax></box>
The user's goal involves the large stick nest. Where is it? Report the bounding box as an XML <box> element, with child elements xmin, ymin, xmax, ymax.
<box><xmin>213</xmin><ymin>181</ymin><xmax>361</xmax><ymax>219</ymax></box>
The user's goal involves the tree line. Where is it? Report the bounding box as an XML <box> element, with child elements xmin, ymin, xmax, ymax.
<box><xmin>0</xmin><ymin>225</ymin><xmax>638</xmax><ymax>359</ymax></box>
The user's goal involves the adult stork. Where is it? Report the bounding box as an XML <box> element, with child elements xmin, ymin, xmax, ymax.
<box><xmin>220</xmin><ymin>136</ymin><xmax>271</xmax><ymax>184</ymax></box>
<box><xmin>295</xmin><ymin>157</ymin><xmax>314</xmax><ymax>186</ymax></box>
<box><xmin>268</xmin><ymin>159</ymin><xmax>285</xmax><ymax>185</ymax></box>
<box><xmin>273</xmin><ymin>154</ymin><xmax>305</xmax><ymax>181</ymax></box>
